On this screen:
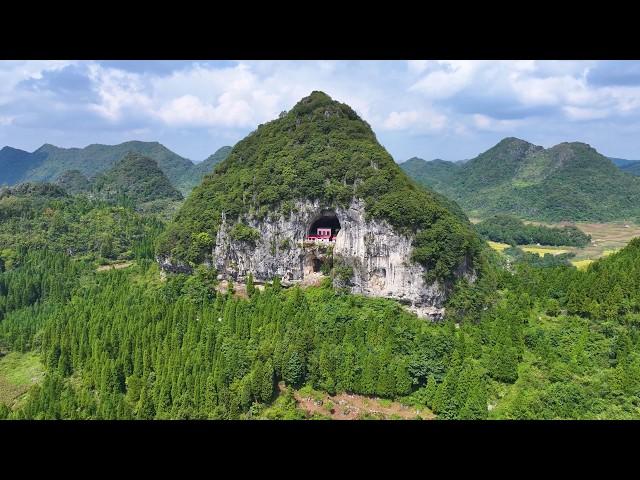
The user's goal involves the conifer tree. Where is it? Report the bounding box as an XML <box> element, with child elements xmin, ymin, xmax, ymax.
<box><xmin>424</xmin><ymin>375</ymin><xmax>437</xmax><ymax>409</ymax></box>
<box><xmin>246</xmin><ymin>272</ymin><xmax>256</xmax><ymax>298</ymax></box>
<box><xmin>261</xmin><ymin>359</ymin><xmax>275</xmax><ymax>403</ymax></box>
<box><xmin>459</xmin><ymin>380</ymin><xmax>488</xmax><ymax>420</ymax></box>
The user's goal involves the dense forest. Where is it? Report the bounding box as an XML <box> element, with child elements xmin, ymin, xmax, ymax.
<box><xmin>476</xmin><ymin>215</ymin><xmax>591</xmax><ymax>247</ymax></box>
<box><xmin>0</xmin><ymin>182</ymin><xmax>163</xmax><ymax>267</ymax></box>
<box><xmin>1</xmin><ymin>216</ymin><xmax>640</xmax><ymax>418</ymax></box>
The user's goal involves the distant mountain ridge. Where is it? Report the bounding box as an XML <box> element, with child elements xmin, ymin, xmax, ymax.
<box><xmin>610</xmin><ymin>157</ymin><xmax>640</xmax><ymax>176</ymax></box>
<box><xmin>401</xmin><ymin>157</ymin><xmax>461</xmax><ymax>193</ymax></box>
<box><xmin>181</xmin><ymin>146</ymin><xmax>234</xmax><ymax>186</ymax></box>
<box><xmin>401</xmin><ymin>137</ymin><xmax>640</xmax><ymax>222</ymax></box>
<box><xmin>620</xmin><ymin>163</ymin><xmax>640</xmax><ymax>176</ymax></box>
<box><xmin>610</xmin><ymin>157</ymin><xmax>640</xmax><ymax>168</ymax></box>
<box><xmin>0</xmin><ymin>141</ymin><xmax>232</xmax><ymax>194</ymax></box>
<box><xmin>0</xmin><ymin>146</ymin><xmax>46</xmax><ymax>185</ymax></box>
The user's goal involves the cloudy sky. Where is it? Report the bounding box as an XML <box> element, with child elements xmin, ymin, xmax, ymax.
<box><xmin>2</xmin><ymin>60</ymin><xmax>640</xmax><ymax>162</ymax></box>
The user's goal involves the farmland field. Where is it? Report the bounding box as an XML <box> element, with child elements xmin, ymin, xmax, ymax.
<box><xmin>483</xmin><ymin>219</ymin><xmax>640</xmax><ymax>264</ymax></box>
<box><xmin>571</xmin><ymin>259</ymin><xmax>594</xmax><ymax>270</ymax></box>
<box><xmin>487</xmin><ymin>240</ymin><xmax>510</xmax><ymax>252</ymax></box>
<box><xmin>520</xmin><ymin>245</ymin><xmax>569</xmax><ymax>256</ymax></box>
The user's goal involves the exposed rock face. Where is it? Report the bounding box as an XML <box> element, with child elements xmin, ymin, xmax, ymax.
<box><xmin>157</xmin><ymin>256</ymin><xmax>193</xmax><ymax>274</ymax></box>
<box><xmin>210</xmin><ymin>199</ymin><xmax>474</xmax><ymax>320</ymax></box>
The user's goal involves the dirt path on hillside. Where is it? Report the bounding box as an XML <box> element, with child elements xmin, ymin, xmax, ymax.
<box><xmin>280</xmin><ymin>383</ymin><xmax>433</xmax><ymax>420</ymax></box>
<box><xmin>96</xmin><ymin>261</ymin><xmax>134</xmax><ymax>272</ymax></box>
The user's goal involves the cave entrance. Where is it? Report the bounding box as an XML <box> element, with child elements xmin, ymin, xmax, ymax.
<box><xmin>312</xmin><ymin>258</ymin><xmax>322</xmax><ymax>273</ymax></box>
<box><xmin>306</xmin><ymin>211</ymin><xmax>341</xmax><ymax>242</ymax></box>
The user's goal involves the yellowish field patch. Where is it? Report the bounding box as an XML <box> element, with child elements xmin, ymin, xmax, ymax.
<box><xmin>96</xmin><ymin>261</ymin><xmax>134</xmax><ymax>272</ymax></box>
<box><xmin>487</xmin><ymin>241</ymin><xmax>510</xmax><ymax>252</ymax></box>
<box><xmin>521</xmin><ymin>245</ymin><xmax>569</xmax><ymax>256</ymax></box>
<box><xmin>478</xmin><ymin>218</ymin><xmax>640</xmax><ymax>263</ymax></box>
<box><xmin>571</xmin><ymin>259</ymin><xmax>594</xmax><ymax>270</ymax></box>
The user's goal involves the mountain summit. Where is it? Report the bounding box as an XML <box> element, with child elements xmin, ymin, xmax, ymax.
<box><xmin>158</xmin><ymin>91</ymin><xmax>480</xmax><ymax>318</ymax></box>
<box><xmin>93</xmin><ymin>153</ymin><xmax>183</xmax><ymax>204</ymax></box>
<box><xmin>402</xmin><ymin>138</ymin><xmax>640</xmax><ymax>221</ymax></box>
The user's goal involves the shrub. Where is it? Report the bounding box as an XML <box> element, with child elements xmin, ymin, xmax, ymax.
<box><xmin>229</xmin><ymin>223</ymin><xmax>260</xmax><ymax>245</ymax></box>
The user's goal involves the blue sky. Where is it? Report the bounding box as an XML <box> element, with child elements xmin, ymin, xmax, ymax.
<box><xmin>2</xmin><ymin>60</ymin><xmax>640</xmax><ymax>162</ymax></box>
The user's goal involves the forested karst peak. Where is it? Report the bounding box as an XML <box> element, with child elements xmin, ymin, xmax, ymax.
<box><xmin>93</xmin><ymin>153</ymin><xmax>183</xmax><ymax>204</ymax></box>
<box><xmin>402</xmin><ymin>136</ymin><xmax>640</xmax><ymax>222</ymax></box>
<box><xmin>158</xmin><ymin>91</ymin><xmax>480</xmax><ymax>283</ymax></box>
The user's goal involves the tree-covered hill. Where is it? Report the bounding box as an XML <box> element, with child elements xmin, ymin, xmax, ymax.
<box><xmin>24</xmin><ymin>141</ymin><xmax>196</xmax><ymax>190</ymax></box>
<box><xmin>0</xmin><ymin>183</ymin><xmax>162</xmax><ymax>266</ymax></box>
<box><xmin>0</xmin><ymin>141</ymin><xmax>234</xmax><ymax>195</ymax></box>
<box><xmin>54</xmin><ymin>170</ymin><xmax>91</xmax><ymax>195</ymax></box>
<box><xmin>158</xmin><ymin>91</ymin><xmax>481</xmax><ymax>282</ymax></box>
<box><xmin>93</xmin><ymin>154</ymin><xmax>183</xmax><ymax>205</ymax></box>
<box><xmin>2</xmin><ymin>162</ymin><xmax>640</xmax><ymax>420</ymax></box>
<box><xmin>402</xmin><ymin>137</ymin><xmax>640</xmax><ymax>222</ymax></box>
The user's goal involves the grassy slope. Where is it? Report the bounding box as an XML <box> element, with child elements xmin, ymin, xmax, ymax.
<box><xmin>0</xmin><ymin>352</ymin><xmax>45</xmax><ymax>408</ymax></box>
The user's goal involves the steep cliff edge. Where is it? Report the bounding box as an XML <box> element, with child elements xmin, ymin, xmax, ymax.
<box><xmin>157</xmin><ymin>91</ymin><xmax>482</xmax><ymax>319</ymax></box>
<box><xmin>211</xmin><ymin>198</ymin><xmax>475</xmax><ymax>318</ymax></box>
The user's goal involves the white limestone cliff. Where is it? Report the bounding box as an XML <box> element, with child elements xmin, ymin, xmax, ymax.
<box><xmin>207</xmin><ymin>198</ymin><xmax>474</xmax><ymax>320</ymax></box>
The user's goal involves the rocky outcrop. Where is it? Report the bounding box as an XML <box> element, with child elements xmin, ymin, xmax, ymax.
<box><xmin>208</xmin><ymin>199</ymin><xmax>474</xmax><ymax>320</ymax></box>
<box><xmin>157</xmin><ymin>255</ymin><xmax>193</xmax><ymax>274</ymax></box>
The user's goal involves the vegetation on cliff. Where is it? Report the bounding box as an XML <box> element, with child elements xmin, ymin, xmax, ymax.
<box><xmin>54</xmin><ymin>170</ymin><xmax>91</xmax><ymax>195</ymax></box>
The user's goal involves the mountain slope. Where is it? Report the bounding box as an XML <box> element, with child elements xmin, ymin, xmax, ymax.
<box><xmin>400</xmin><ymin>157</ymin><xmax>461</xmax><ymax>193</ymax></box>
<box><xmin>93</xmin><ymin>153</ymin><xmax>183</xmax><ymax>204</ymax></box>
<box><xmin>0</xmin><ymin>147</ymin><xmax>45</xmax><ymax>186</ymax></box>
<box><xmin>404</xmin><ymin>138</ymin><xmax>640</xmax><ymax>222</ymax></box>
<box><xmin>158</xmin><ymin>91</ymin><xmax>480</xmax><ymax>284</ymax></box>
<box><xmin>179</xmin><ymin>146</ymin><xmax>232</xmax><ymax>188</ymax></box>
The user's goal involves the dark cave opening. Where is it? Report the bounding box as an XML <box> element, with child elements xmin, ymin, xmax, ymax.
<box><xmin>307</xmin><ymin>211</ymin><xmax>341</xmax><ymax>240</ymax></box>
<box><xmin>312</xmin><ymin>258</ymin><xmax>323</xmax><ymax>273</ymax></box>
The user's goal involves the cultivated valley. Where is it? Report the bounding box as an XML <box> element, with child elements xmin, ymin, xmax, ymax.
<box><xmin>2</xmin><ymin>91</ymin><xmax>640</xmax><ymax>420</ymax></box>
